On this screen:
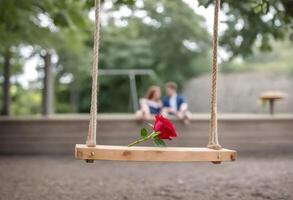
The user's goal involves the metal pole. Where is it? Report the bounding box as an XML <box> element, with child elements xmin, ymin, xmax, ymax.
<box><xmin>129</xmin><ymin>73</ymin><xmax>139</xmax><ymax>112</ymax></box>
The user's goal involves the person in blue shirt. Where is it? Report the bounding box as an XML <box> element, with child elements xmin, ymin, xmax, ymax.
<box><xmin>136</xmin><ymin>86</ymin><xmax>162</xmax><ymax>120</ymax></box>
<box><xmin>162</xmin><ymin>81</ymin><xmax>190</xmax><ymax>123</ymax></box>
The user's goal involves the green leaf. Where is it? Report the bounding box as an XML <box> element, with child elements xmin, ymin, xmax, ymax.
<box><xmin>253</xmin><ymin>5</ymin><xmax>262</xmax><ymax>13</ymax></box>
<box><xmin>262</xmin><ymin>2</ymin><xmax>269</xmax><ymax>14</ymax></box>
<box><xmin>140</xmin><ymin>128</ymin><xmax>148</xmax><ymax>138</ymax></box>
<box><xmin>153</xmin><ymin>136</ymin><xmax>166</xmax><ymax>147</ymax></box>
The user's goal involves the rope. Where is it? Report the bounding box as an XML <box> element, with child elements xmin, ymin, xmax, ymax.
<box><xmin>207</xmin><ymin>0</ymin><xmax>222</xmax><ymax>150</ymax></box>
<box><xmin>86</xmin><ymin>0</ymin><xmax>100</xmax><ymax>147</ymax></box>
<box><xmin>86</xmin><ymin>0</ymin><xmax>222</xmax><ymax>149</ymax></box>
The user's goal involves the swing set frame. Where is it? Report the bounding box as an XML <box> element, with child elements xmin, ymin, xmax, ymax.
<box><xmin>75</xmin><ymin>0</ymin><xmax>237</xmax><ymax>163</ymax></box>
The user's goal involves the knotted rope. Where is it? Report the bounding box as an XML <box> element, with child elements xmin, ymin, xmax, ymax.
<box><xmin>86</xmin><ymin>0</ymin><xmax>100</xmax><ymax>147</ymax></box>
<box><xmin>207</xmin><ymin>0</ymin><xmax>222</xmax><ymax>150</ymax></box>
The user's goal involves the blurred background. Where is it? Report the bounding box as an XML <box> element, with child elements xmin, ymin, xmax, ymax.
<box><xmin>0</xmin><ymin>0</ymin><xmax>293</xmax><ymax>200</ymax></box>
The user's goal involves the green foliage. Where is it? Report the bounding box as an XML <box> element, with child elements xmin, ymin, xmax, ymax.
<box><xmin>0</xmin><ymin>0</ymin><xmax>91</xmax><ymax>115</ymax></box>
<box><xmin>0</xmin><ymin>48</ymin><xmax>23</xmax><ymax>76</ymax></box>
<box><xmin>3</xmin><ymin>0</ymin><xmax>293</xmax><ymax>115</ymax></box>
<box><xmin>115</xmin><ymin>0</ymin><xmax>136</xmax><ymax>6</ymax></box>
<box><xmin>142</xmin><ymin>0</ymin><xmax>211</xmax><ymax>82</ymax></box>
<box><xmin>250</xmin><ymin>0</ymin><xmax>269</xmax><ymax>14</ymax></box>
<box><xmin>55</xmin><ymin>83</ymin><xmax>70</xmax><ymax>113</ymax></box>
<box><xmin>198</xmin><ymin>0</ymin><xmax>293</xmax><ymax>58</ymax></box>
<box><xmin>11</xmin><ymin>85</ymin><xmax>41</xmax><ymax>115</ymax></box>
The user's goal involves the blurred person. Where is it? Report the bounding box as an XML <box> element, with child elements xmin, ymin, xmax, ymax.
<box><xmin>162</xmin><ymin>81</ymin><xmax>191</xmax><ymax>123</ymax></box>
<box><xmin>136</xmin><ymin>86</ymin><xmax>162</xmax><ymax>120</ymax></box>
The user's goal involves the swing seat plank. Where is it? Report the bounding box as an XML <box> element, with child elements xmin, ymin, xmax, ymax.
<box><xmin>75</xmin><ymin>144</ymin><xmax>236</xmax><ymax>162</ymax></box>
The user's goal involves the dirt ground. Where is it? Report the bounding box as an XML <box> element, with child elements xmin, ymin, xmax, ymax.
<box><xmin>0</xmin><ymin>155</ymin><xmax>293</xmax><ymax>200</ymax></box>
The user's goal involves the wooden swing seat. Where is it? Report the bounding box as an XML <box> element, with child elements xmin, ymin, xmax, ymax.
<box><xmin>75</xmin><ymin>144</ymin><xmax>236</xmax><ymax>162</ymax></box>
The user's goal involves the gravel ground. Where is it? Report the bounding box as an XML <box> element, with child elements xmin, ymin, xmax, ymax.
<box><xmin>0</xmin><ymin>156</ymin><xmax>293</xmax><ymax>200</ymax></box>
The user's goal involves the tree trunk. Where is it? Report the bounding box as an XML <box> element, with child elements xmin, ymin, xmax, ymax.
<box><xmin>41</xmin><ymin>51</ymin><xmax>54</xmax><ymax>116</ymax></box>
<box><xmin>1</xmin><ymin>49</ymin><xmax>11</xmax><ymax>116</ymax></box>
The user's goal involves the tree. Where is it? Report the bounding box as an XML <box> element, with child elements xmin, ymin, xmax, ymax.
<box><xmin>197</xmin><ymin>0</ymin><xmax>293</xmax><ymax>58</ymax></box>
<box><xmin>116</xmin><ymin>0</ymin><xmax>293</xmax><ymax>58</ymax></box>
<box><xmin>1</xmin><ymin>49</ymin><xmax>11</xmax><ymax>115</ymax></box>
<box><xmin>0</xmin><ymin>0</ymin><xmax>56</xmax><ymax>115</ymax></box>
<box><xmin>32</xmin><ymin>0</ymin><xmax>90</xmax><ymax>115</ymax></box>
<box><xmin>0</xmin><ymin>0</ymin><xmax>90</xmax><ymax>115</ymax></box>
<box><xmin>141</xmin><ymin>0</ymin><xmax>211</xmax><ymax>82</ymax></box>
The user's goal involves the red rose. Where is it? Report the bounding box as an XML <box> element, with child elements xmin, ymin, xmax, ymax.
<box><xmin>154</xmin><ymin>115</ymin><xmax>177</xmax><ymax>140</ymax></box>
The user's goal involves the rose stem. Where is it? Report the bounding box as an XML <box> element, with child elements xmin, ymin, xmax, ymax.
<box><xmin>128</xmin><ymin>132</ymin><xmax>158</xmax><ymax>147</ymax></box>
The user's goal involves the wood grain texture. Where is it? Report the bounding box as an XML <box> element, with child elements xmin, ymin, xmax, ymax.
<box><xmin>75</xmin><ymin>144</ymin><xmax>237</xmax><ymax>162</ymax></box>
